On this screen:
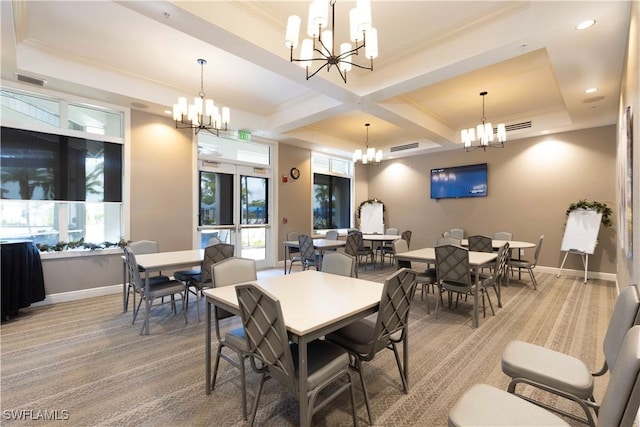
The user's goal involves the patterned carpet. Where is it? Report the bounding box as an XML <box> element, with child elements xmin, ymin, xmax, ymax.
<box><xmin>1</xmin><ymin>263</ymin><xmax>617</xmax><ymax>426</ymax></box>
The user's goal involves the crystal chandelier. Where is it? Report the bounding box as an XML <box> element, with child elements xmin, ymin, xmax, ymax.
<box><xmin>353</xmin><ymin>123</ymin><xmax>382</xmax><ymax>165</ymax></box>
<box><xmin>461</xmin><ymin>91</ymin><xmax>506</xmax><ymax>151</ymax></box>
<box><xmin>285</xmin><ymin>0</ymin><xmax>378</xmax><ymax>83</ymax></box>
<box><xmin>173</xmin><ymin>59</ymin><xmax>230</xmax><ymax>135</ymax></box>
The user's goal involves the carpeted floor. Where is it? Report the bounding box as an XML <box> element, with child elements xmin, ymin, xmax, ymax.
<box><xmin>1</xmin><ymin>264</ymin><xmax>617</xmax><ymax>426</ymax></box>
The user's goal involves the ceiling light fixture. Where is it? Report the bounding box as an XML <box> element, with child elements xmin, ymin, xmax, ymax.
<box><xmin>285</xmin><ymin>0</ymin><xmax>378</xmax><ymax>83</ymax></box>
<box><xmin>173</xmin><ymin>59</ymin><xmax>230</xmax><ymax>135</ymax></box>
<box><xmin>461</xmin><ymin>91</ymin><xmax>506</xmax><ymax>151</ymax></box>
<box><xmin>576</xmin><ymin>19</ymin><xmax>596</xmax><ymax>30</ymax></box>
<box><xmin>353</xmin><ymin>123</ymin><xmax>382</xmax><ymax>165</ymax></box>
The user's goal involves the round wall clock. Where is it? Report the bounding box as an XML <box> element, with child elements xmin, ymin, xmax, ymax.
<box><xmin>290</xmin><ymin>167</ymin><xmax>300</xmax><ymax>180</ymax></box>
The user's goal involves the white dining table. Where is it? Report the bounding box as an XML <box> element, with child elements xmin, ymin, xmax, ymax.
<box><xmin>460</xmin><ymin>239</ymin><xmax>536</xmax><ymax>251</ymax></box>
<box><xmin>203</xmin><ymin>270</ymin><xmax>384</xmax><ymax>426</ymax></box>
<box><xmin>127</xmin><ymin>249</ymin><xmax>204</xmax><ymax>334</ymax></box>
<box><xmin>362</xmin><ymin>234</ymin><xmax>402</xmax><ymax>267</ymax></box>
<box><xmin>394</xmin><ymin>247</ymin><xmax>497</xmax><ymax>328</ymax></box>
<box><xmin>283</xmin><ymin>238</ymin><xmax>346</xmax><ymax>273</ymax></box>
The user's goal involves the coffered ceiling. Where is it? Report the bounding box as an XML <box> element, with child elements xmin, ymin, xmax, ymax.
<box><xmin>0</xmin><ymin>1</ymin><xmax>632</xmax><ymax>159</ymax></box>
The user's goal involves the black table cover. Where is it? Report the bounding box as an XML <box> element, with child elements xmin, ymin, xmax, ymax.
<box><xmin>1</xmin><ymin>241</ymin><xmax>46</xmax><ymax>320</ymax></box>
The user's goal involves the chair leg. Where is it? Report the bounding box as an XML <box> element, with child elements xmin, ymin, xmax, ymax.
<box><xmin>249</xmin><ymin>373</ymin><xmax>268</xmax><ymax>427</ymax></box>
<box><xmin>528</xmin><ymin>268</ymin><xmax>538</xmax><ymax>290</ymax></box>
<box><xmin>390</xmin><ymin>342</ymin><xmax>409</xmax><ymax>393</ymax></box>
<box><xmin>355</xmin><ymin>358</ymin><xmax>374</xmax><ymax>425</ymax></box>
<box><xmin>211</xmin><ymin>345</ymin><xmax>223</xmax><ymax>391</ymax></box>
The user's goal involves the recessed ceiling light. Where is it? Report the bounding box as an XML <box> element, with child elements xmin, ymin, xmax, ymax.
<box><xmin>576</xmin><ymin>19</ymin><xmax>596</xmax><ymax>30</ymax></box>
<box><xmin>164</xmin><ymin>110</ymin><xmax>172</xmax><ymax>115</ymax></box>
<box><xmin>542</xmin><ymin>130</ymin><xmax>549</xmax><ymax>134</ymax></box>
<box><xmin>585</xmin><ymin>88</ymin><xmax>598</xmax><ymax>94</ymax></box>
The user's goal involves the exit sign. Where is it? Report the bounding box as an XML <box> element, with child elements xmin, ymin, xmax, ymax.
<box><xmin>238</xmin><ymin>130</ymin><xmax>251</xmax><ymax>141</ymax></box>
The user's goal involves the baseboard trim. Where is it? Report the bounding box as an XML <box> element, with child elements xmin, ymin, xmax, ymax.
<box><xmin>536</xmin><ymin>265</ymin><xmax>616</xmax><ymax>282</ymax></box>
<box><xmin>31</xmin><ymin>284</ymin><xmax>123</xmax><ymax>307</ymax></box>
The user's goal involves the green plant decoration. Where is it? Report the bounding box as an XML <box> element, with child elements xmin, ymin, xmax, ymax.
<box><xmin>357</xmin><ymin>198</ymin><xmax>385</xmax><ymax>219</ymax></box>
<box><xmin>566</xmin><ymin>200</ymin><xmax>613</xmax><ymax>227</ymax></box>
<box><xmin>36</xmin><ymin>237</ymin><xmax>127</xmax><ymax>252</ymax></box>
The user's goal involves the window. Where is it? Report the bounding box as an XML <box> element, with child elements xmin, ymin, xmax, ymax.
<box><xmin>313</xmin><ymin>174</ymin><xmax>351</xmax><ymax>230</ymax></box>
<box><xmin>0</xmin><ymin>88</ymin><xmax>125</xmax><ymax>247</ymax></box>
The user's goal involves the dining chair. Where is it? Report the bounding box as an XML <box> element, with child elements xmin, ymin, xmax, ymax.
<box><xmin>467</xmin><ymin>235</ymin><xmax>493</xmax><ymax>253</ymax></box>
<box><xmin>450</xmin><ymin>325</ymin><xmax>640</xmax><ymax>427</ymax></box>
<box><xmin>210</xmin><ymin>257</ymin><xmax>257</xmax><ymax>420</ymax></box>
<box><xmin>321</xmin><ymin>252</ymin><xmax>356</xmax><ymax>277</ymax></box>
<box><xmin>235</xmin><ymin>283</ymin><xmax>357</xmax><ymax>427</ymax></box>
<box><xmin>345</xmin><ymin>232</ymin><xmax>374</xmax><ymax>277</ymax></box>
<box><xmin>325</xmin><ymin>229</ymin><xmax>339</xmax><ymax>240</ymax></box>
<box><xmin>449</xmin><ymin>228</ymin><xmax>465</xmax><ymax>240</ymax></box>
<box><xmin>326</xmin><ymin>268</ymin><xmax>417</xmax><ymax>425</ymax></box>
<box><xmin>174</xmin><ymin>242</ymin><xmax>235</xmax><ymax>321</ymax></box>
<box><xmin>478</xmin><ymin>242</ymin><xmax>510</xmax><ymax>307</ymax></box>
<box><xmin>434</xmin><ymin>244</ymin><xmax>495</xmax><ymax>322</ymax></box>
<box><xmin>392</xmin><ymin>239</ymin><xmax>437</xmax><ymax>313</ymax></box>
<box><xmin>286</xmin><ymin>231</ymin><xmax>303</xmax><ymax>273</ymax></box>
<box><xmin>377</xmin><ymin>227</ymin><xmax>399</xmax><ymax>264</ymax></box>
<box><xmin>509</xmin><ymin>234</ymin><xmax>544</xmax><ymax>289</ymax></box>
<box><xmin>401</xmin><ymin>230</ymin><xmax>412</xmax><ymax>248</ymax></box>
<box><xmin>436</xmin><ymin>236</ymin><xmax>461</xmax><ymax>246</ymax></box>
<box><xmin>298</xmin><ymin>234</ymin><xmax>320</xmax><ymax>271</ymax></box>
<box><xmin>124</xmin><ymin>246</ymin><xmax>187</xmax><ymax>334</ymax></box>
<box><xmin>125</xmin><ymin>240</ymin><xmax>170</xmax><ymax>312</ymax></box>
<box><xmin>501</xmin><ymin>284</ymin><xmax>640</xmax><ymax>426</ymax></box>
<box><xmin>493</xmin><ymin>231</ymin><xmax>513</xmax><ymax>240</ymax></box>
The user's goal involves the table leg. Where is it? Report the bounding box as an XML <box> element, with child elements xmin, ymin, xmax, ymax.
<box><xmin>206</xmin><ymin>300</ymin><xmax>212</xmax><ymax>394</ymax></box>
<box><xmin>284</xmin><ymin>244</ymin><xmax>288</xmax><ymax>274</ymax></box>
<box><xmin>122</xmin><ymin>259</ymin><xmax>127</xmax><ymax>313</ymax></box>
<box><xmin>298</xmin><ymin>337</ymin><xmax>309</xmax><ymax>427</ymax></box>
<box><xmin>473</xmin><ymin>269</ymin><xmax>479</xmax><ymax>328</ymax></box>
<box><xmin>143</xmin><ymin>272</ymin><xmax>150</xmax><ymax>335</ymax></box>
<box><xmin>404</xmin><ymin>326</ymin><xmax>410</xmax><ymax>390</ymax></box>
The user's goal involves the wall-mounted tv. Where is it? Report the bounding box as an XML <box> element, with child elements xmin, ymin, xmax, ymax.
<box><xmin>430</xmin><ymin>163</ymin><xmax>488</xmax><ymax>200</ymax></box>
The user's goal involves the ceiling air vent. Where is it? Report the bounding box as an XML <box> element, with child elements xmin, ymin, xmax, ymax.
<box><xmin>504</xmin><ymin>121</ymin><xmax>531</xmax><ymax>132</ymax></box>
<box><xmin>390</xmin><ymin>142</ymin><xmax>419</xmax><ymax>152</ymax></box>
<box><xmin>16</xmin><ymin>73</ymin><xmax>47</xmax><ymax>87</ymax></box>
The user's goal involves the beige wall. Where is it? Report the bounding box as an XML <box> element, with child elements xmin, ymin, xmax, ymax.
<box><xmin>616</xmin><ymin>0</ymin><xmax>640</xmax><ymax>286</ymax></box>
<box><xmin>129</xmin><ymin>111</ymin><xmax>193</xmax><ymax>251</ymax></box>
<box><xmin>277</xmin><ymin>143</ymin><xmax>312</xmax><ymax>260</ymax></box>
<box><xmin>366</xmin><ymin>126</ymin><xmax>617</xmax><ymax>274</ymax></box>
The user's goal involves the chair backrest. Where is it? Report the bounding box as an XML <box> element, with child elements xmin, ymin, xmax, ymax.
<box><xmin>493</xmin><ymin>231</ymin><xmax>513</xmax><ymax>241</ymax></box>
<box><xmin>450</xmin><ymin>228</ymin><xmax>465</xmax><ymax>239</ymax></box>
<box><xmin>128</xmin><ymin>240</ymin><xmax>160</xmax><ymax>255</ymax></box>
<box><xmin>392</xmin><ymin>239</ymin><xmax>412</xmax><ymax>269</ymax></box>
<box><xmin>321</xmin><ymin>252</ymin><xmax>355</xmax><ymax>277</ymax></box>
<box><xmin>298</xmin><ymin>234</ymin><xmax>316</xmax><ymax>263</ymax></box>
<box><xmin>386</xmin><ymin>228</ymin><xmax>399</xmax><ymax>235</ymax></box>
<box><xmin>468</xmin><ymin>235</ymin><xmax>493</xmax><ymax>253</ymax></box>
<box><xmin>345</xmin><ymin>233</ymin><xmax>359</xmax><ymax>257</ymax></box>
<box><xmin>207</xmin><ymin>236</ymin><xmax>221</xmax><ymax>245</ymax></box>
<box><xmin>436</xmin><ymin>236</ymin><xmax>462</xmax><ymax>246</ymax></box>
<box><xmin>325</xmin><ymin>230</ymin><xmax>339</xmax><ymax>241</ymax></box>
<box><xmin>287</xmin><ymin>231</ymin><xmax>300</xmax><ymax>254</ymax></box>
<box><xmin>202</xmin><ymin>243</ymin><xmax>235</xmax><ymax>284</ymax></box>
<box><xmin>370</xmin><ymin>269</ymin><xmax>417</xmax><ymax>354</ymax></box>
<box><xmin>442</xmin><ymin>231</ymin><xmax>450</xmax><ymax>238</ymax></box>
<box><xmin>530</xmin><ymin>235</ymin><xmax>544</xmax><ymax>266</ymax></box>
<box><xmin>236</xmin><ymin>283</ymin><xmax>297</xmax><ymax>394</ymax></box>
<box><xmin>494</xmin><ymin>242</ymin><xmax>510</xmax><ymax>283</ymax></box>
<box><xmin>123</xmin><ymin>246</ymin><xmax>144</xmax><ymax>292</ymax></box>
<box><xmin>212</xmin><ymin>256</ymin><xmax>257</xmax><ymax>288</ymax></box>
<box><xmin>401</xmin><ymin>230</ymin><xmax>412</xmax><ymax>248</ymax></box>
<box><xmin>349</xmin><ymin>229</ymin><xmax>367</xmax><ymax>250</ymax></box>
<box><xmin>603</xmin><ymin>285</ymin><xmax>640</xmax><ymax>371</ymax></box>
<box><xmin>435</xmin><ymin>245</ymin><xmax>472</xmax><ymax>291</ymax></box>
<box><xmin>598</xmin><ymin>325</ymin><xmax>640</xmax><ymax>427</ymax></box>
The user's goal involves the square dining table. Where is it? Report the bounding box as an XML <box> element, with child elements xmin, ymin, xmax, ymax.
<box><xmin>394</xmin><ymin>247</ymin><xmax>497</xmax><ymax>327</ymax></box>
<box><xmin>283</xmin><ymin>238</ymin><xmax>346</xmax><ymax>273</ymax></box>
<box><xmin>203</xmin><ymin>270</ymin><xmax>384</xmax><ymax>426</ymax></box>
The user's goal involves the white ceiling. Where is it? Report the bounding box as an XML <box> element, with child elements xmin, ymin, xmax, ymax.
<box><xmin>0</xmin><ymin>1</ymin><xmax>632</xmax><ymax>159</ymax></box>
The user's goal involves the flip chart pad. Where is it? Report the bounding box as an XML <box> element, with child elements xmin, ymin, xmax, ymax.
<box><xmin>360</xmin><ymin>202</ymin><xmax>384</xmax><ymax>234</ymax></box>
<box><xmin>560</xmin><ymin>209</ymin><xmax>602</xmax><ymax>254</ymax></box>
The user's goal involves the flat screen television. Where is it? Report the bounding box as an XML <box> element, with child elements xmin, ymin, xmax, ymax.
<box><xmin>430</xmin><ymin>163</ymin><xmax>488</xmax><ymax>200</ymax></box>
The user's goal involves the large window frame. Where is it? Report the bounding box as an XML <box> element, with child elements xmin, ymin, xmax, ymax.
<box><xmin>0</xmin><ymin>84</ymin><xmax>128</xmax><ymax>251</ymax></box>
<box><xmin>312</xmin><ymin>153</ymin><xmax>353</xmax><ymax>233</ymax></box>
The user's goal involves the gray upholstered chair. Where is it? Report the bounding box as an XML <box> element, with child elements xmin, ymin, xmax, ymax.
<box><xmin>450</xmin><ymin>325</ymin><xmax>640</xmax><ymax>427</ymax></box>
<box><xmin>235</xmin><ymin>283</ymin><xmax>357</xmax><ymax>427</ymax></box>
<box><xmin>326</xmin><ymin>268</ymin><xmax>417</xmax><ymax>425</ymax></box>
<box><xmin>509</xmin><ymin>234</ymin><xmax>544</xmax><ymax>289</ymax></box>
<box><xmin>493</xmin><ymin>231</ymin><xmax>513</xmax><ymax>241</ymax></box>
<box><xmin>377</xmin><ymin>227</ymin><xmax>399</xmax><ymax>265</ymax></box>
<box><xmin>125</xmin><ymin>240</ymin><xmax>170</xmax><ymax>312</ymax></box>
<box><xmin>467</xmin><ymin>235</ymin><xmax>493</xmax><ymax>253</ymax></box>
<box><xmin>393</xmin><ymin>238</ymin><xmax>437</xmax><ymax>313</ymax></box>
<box><xmin>401</xmin><ymin>229</ymin><xmax>412</xmax><ymax>248</ymax></box>
<box><xmin>434</xmin><ymin>244</ymin><xmax>495</xmax><ymax>323</ymax></box>
<box><xmin>449</xmin><ymin>228</ymin><xmax>465</xmax><ymax>240</ymax></box>
<box><xmin>436</xmin><ymin>236</ymin><xmax>461</xmax><ymax>246</ymax></box>
<box><xmin>345</xmin><ymin>232</ymin><xmax>374</xmax><ymax>277</ymax></box>
<box><xmin>174</xmin><ymin>242</ymin><xmax>234</xmax><ymax>321</ymax></box>
<box><xmin>325</xmin><ymin>229</ymin><xmax>339</xmax><ymax>240</ymax></box>
<box><xmin>501</xmin><ymin>284</ymin><xmax>640</xmax><ymax>426</ymax></box>
<box><xmin>348</xmin><ymin>230</ymin><xmax>375</xmax><ymax>267</ymax></box>
<box><xmin>124</xmin><ymin>246</ymin><xmax>187</xmax><ymax>334</ymax></box>
<box><xmin>210</xmin><ymin>257</ymin><xmax>257</xmax><ymax>420</ymax></box>
<box><xmin>286</xmin><ymin>231</ymin><xmax>303</xmax><ymax>273</ymax></box>
<box><xmin>321</xmin><ymin>252</ymin><xmax>356</xmax><ymax>277</ymax></box>
<box><xmin>478</xmin><ymin>242</ymin><xmax>510</xmax><ymax>307</ymax></box>
<box><xmin>298</xmin><ymin>234</ymin><xmax>319</xmax><ymax>270</ymax></box>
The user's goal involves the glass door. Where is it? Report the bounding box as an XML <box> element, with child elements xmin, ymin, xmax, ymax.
<box><xmin>198</xmin><ymin>163</ymin><xmax>271</xmax><ymax>269</ymax></box>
